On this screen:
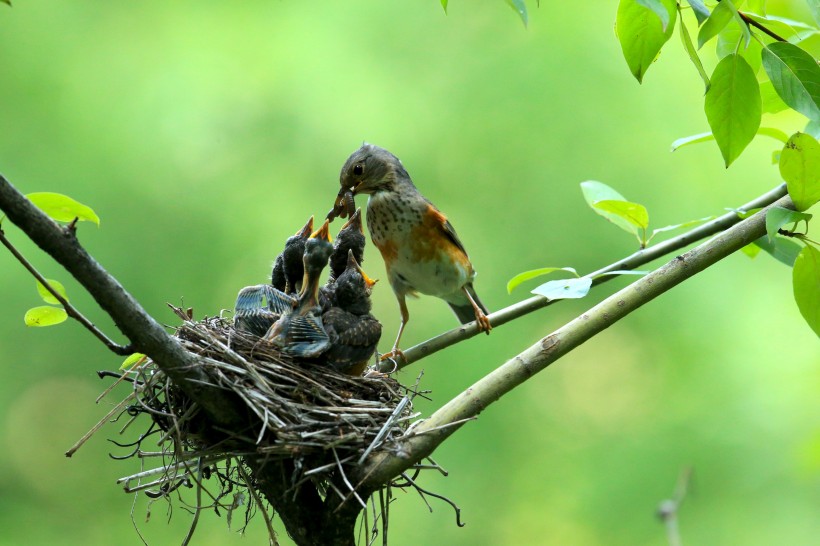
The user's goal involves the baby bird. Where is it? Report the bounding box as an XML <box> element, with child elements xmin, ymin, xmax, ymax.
<box><xmin>264</xmin><ymin>220</ymin><xmax>334</xmax><ymax>358</ymax></box>
<box><xmin>271</xmin><ymin>216</ymin><xmax>314</xmax><ymax>294</ymax></box>
<box><xmin>322</xmin><ymin>250</ymin><xmax>382</xmax><ymax>376</ymax></box>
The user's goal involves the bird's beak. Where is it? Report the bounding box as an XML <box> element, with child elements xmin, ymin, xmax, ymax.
<box><xmin>340</xmin><ymin>208</ymin><xmax>363</xmax><ymax>233</ymax></box>
<box><xmin>310</xmin><ymin>218</ymin><xmax>332</xmax><ymax>242</ymax></box>
<box><xmin>296</xmin><ymin>215</ymin><xmax>314</xmax><ymax>237</ymax></box>
<box><xmin>347</xmin><ymin>249</ymin><xmax>377</xmax><ymax>289</ymax></box>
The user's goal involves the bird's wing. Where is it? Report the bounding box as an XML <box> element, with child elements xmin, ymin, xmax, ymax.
<box><xmin>426</xmin><ymin>203</ymin><xmax>469</xmax><ymax>257</ymax></box>
<box><xmin>325</xmin><ymin>309</ymin><xmax>382</xmax><ymax>347</ymax></box>
<box><xmin>283</xmin><ymin>313</ymin><xmax>331</xmax><ymax>358</ymax></box>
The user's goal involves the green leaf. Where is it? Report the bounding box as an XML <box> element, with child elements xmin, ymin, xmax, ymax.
<box><xmin>1</xmin><ymin>0</ymin><xmax>10</xmax><ymax>6</ymax></box>
<box><xmin>806</xmin><ymin>119</ymin><xmax>820</xmax><ymax>140</ymax></box>
<box><xmin>765</xmin><ymin>206</ymin><xmax>812</xmax><ymax>242</ymax></box>
<box><xmin>120</xmin><ymin>352</ymin><xmax>148</xmax><ymax>371</ymax></box>
<box><xmin>685</xmin><ymin>0</ymin><xmax>710</xmax><ymax>25</ymax></box>
<box><xmin>697</xmin><ymin>0</ymin><xmax>735</xmax><ymax>49</ymax></box>
<box><xmin>671</xmin><ymin>127</ymin><xmax>785</xmax><ymax>152</ymax></box>
<box><xmin>744</xmin><ymin>13</ymin><xmax>820</xmax><ymax>43</ymax></box>
<box><xmin>760</xmin><ymin>80</ymin><xmax>790</xmax><ymax>114</ymax></box>
<box><xmin>752</xmin><ymin>234</ymin><xmax>802</xmax><ymax>266</ymax></box>
<box><xmin>779</xmin><ymin>132</ymin><xmax>820</xmax><ymax>211</ymax></box>
<box><xmin>679</xmin><ymin>7</ymin><xmax>710</xmax><ymax>91</ymax></box>
<box><xmin>505</xmin><ymin>0</ymin><xmax>527</xmax><ymax>27</ymax></box>
<box><xmin>441</xmin><ymin>0</ymin><xmax>448</xmax><ymax>12</ymax></box>
<box><xmin>723</xmin><ymin>0</ymin><xmax>751</xmax><ymax>49</ymax></box>
<box><xmin>615</xmin><ymin>0</ymin><xmax>677</xmax><ymax>83</ymax></box>
<box><xmin>637</xmin><ymin>0</ymin><xmax>671</xmax><ymax>30</ymax></box>
<box><xmin>809</xmin><ymin>0</ymin><xmax>820</xmax><ymax>27</ymax></box>
<box><xmin>26</xmin><ymin>192</ymin><xmax>101</xmax><ymax>226</ymax></box>
<box><xmin>507</xmin><ymin>267</ymin><xmax>579</xmax><ymax>294</ymax></box>
<box><xmin>24</xmin><ymin>306</ymin><xmax>68</xmax><ymax>327</ymax></box>
<box><xmin>716</xmin><ymin>24</ymin><xmax>760</xmax><ymax>72</ymax></box>
<box><xmin>761</xmin><ymin>42</ymin><xmax>820</xmax><ymax>121</ymax></box>
<box><xmin>729</xmin><ymin>206</ymin><xmax>761</xmax><ymax>219</ymax></box>
<box><xmin>581</xmin><ymin>181</ymin><xmax>640</xmax><ymax>236</ymax></box>
<box><xmin>531</xmin><ymin>277</ymin><xmax>593</xmax><ymax>301</ymax></box>
<box><xmin>593</xmin><ymin>200</ymin><xmax>650</xmax><ymax>230</ymax></box>
<box><xmin>740</xmin><ymin>242</ymin><xmax>762</xmax><ymax>258</ymax></box>
<box><xmin>793</xmin><ymin>245</ymin><xmax>820</xmax><ymax>337</ymax></box>
<box><xmin>36</xmin><ymin>279</ymin><xmax>69</xmax><ymax>305</ymax></box>
<box><xmin>704</xmin><ymin>54</ymin><xmax>761</xmax><ymax>167</ymax></box>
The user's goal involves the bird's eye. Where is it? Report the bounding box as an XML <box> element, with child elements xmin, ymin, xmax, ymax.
<box><xmin>353</xmin><ymin>163</ymin><xmax>364</xmax><ymax>176</ymax></box>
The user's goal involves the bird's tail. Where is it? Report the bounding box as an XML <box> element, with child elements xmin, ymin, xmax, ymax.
<box><xmin>447</xmin><ymin>284</ymin><xmax>489</xmax><ymax>325</ymax></box>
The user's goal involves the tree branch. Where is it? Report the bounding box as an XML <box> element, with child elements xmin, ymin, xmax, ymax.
<box><xmin>358</xmin><ymin>193</ymin><xmax>795</xmax><ymax>488</ymax></box>
<box><xmin>0</xmin><ymin>174</ymin><xmax>246</xmax><ymax>428</ymax></box>
<box><xmin>382</xmin><ymin>183</ymin><xmax>787</xmax><ymax>371</ymax></box>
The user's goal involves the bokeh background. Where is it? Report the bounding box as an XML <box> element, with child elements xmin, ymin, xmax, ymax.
<box><xmin>1</xmin><ymin>1</ymin><xmax>818</xmax><ymax>545</ymax></box>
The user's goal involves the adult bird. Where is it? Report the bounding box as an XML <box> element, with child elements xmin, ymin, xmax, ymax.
<box><xmin>334</xmin><ymin>143</ymin><xmax>490</xmax><ymax>359</ymax></box>
<box><xmin>271</xmin><ymin>216</ymin><xmax>314</xmax><ymax>294</ymax></box>
<box><xmin>264</xmin><ymin>219</ymin><xmax>334</xmax><ymax>358</ymax></box>
<box><xmin>322</xmin><ymin>250</ymin><xmax>382</xmax><ymax>375</ymax></box>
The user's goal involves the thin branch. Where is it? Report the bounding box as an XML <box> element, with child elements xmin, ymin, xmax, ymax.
<box><xmin>381</xmin><ymin>183</ymin><xmax>787</xmax><ymax>371</ymax></box>
<box><xmin>737</xmin><ymin>10</ymin><xmax>788</xmax><ymax>43</ymax></box>
<box><xmin>358</xmin><ymin>193</ymin><xmax>794</xmax><ymax>488</ymax></box>
<box><xmin>0</xmin><ymin>174</ymin><xmax>246</xmax><ymax>428</ymax></box>
<box><xmin>0</xmin><ymin>227</ymin><xmax>133</xmax><ymax>355</ymax></box>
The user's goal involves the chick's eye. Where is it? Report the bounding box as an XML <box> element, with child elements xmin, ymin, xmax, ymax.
<box><xmin>352</xmin><ymin>163</ymin><xmax>364</xmax><ymax>176</ymax></box>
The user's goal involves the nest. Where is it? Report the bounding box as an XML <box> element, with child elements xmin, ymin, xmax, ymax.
<box><xmin>100</xmin><ymin>313</ymin><xmax>432</xmax><ymax>542</ymax></box>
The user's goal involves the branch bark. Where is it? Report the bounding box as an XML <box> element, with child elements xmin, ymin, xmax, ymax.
<box><xmin>356</xmin><ymin>193</ymin><xmax>795</xmax><ymax>488</ymax></box>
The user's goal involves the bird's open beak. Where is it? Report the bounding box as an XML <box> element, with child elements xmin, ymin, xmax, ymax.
<box><xmin>295</xmin><ymin>215</ymin><xmax>314</xmax><ymax>237</ymax></box>
<box><xmin>347</xmin><ymin>249</ymin><xmax>377</xmax><ymax>290</ymax></box>
<box><xmin>310</xmin><ymin>218</ymin><xmax>332</xmax><ymax>242</ymax></box>
<box><xmin>340</xmin><ymin>208</ymin><xmax>363</xmax><ymax>233</ymax></box>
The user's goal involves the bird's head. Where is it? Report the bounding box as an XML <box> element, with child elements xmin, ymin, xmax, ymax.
<box><xmin>338</xmin><ymin>143</ymin><xmax>407</xmax><ymax>197</ymax></box>
<box><xmin>303</xmin><ymin>219</ymin><xmax>334</xmax><ymax>273</ymax></box>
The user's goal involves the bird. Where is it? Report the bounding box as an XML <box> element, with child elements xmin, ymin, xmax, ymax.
<box><xmin>264</xmin><ymin>219</ymin><xmax>334</xmax><ymax>358</ymax></box>
<box><xmin>233</xmin><ymin>283</ymin><xmax>296</xmax><ymax>337</ymax></box>
<box><xmin>328</xmin><ymin>208</ymin><xmax>366</xmax><ymax>282</ymax></box>
<box><xmin>271</xmin><ymin>216</ymin><xmax>314</xmax><ymax>294</ymax></box>
<box><xmin>334</xmin><ymin>143</ymin><xmax>491</xmax><ymax>359</ymax></box>
<box><xmin>322</xmin><ymin>249</ymin><xmax>382</xmax><ymax>375</ymax></box>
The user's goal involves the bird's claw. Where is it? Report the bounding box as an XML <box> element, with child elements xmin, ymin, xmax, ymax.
<box><xmin>476</xmin><ymin>313</ymin><xmax>492</xmax><ymax>335</ymax></box>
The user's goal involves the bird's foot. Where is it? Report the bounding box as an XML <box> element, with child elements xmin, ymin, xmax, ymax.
<box><xmin>476</xmin><ymin>311</ymin><xmax>492</xmax><ymax>335</ymax></box>
<box><xmin>379</xmin><ymin>348</ymin><xmax>405</xmax><ymax>370</ymax></box>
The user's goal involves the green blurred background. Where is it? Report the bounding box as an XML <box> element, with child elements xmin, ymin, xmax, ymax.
<box><xmin>1</xmin><ymin>1</ymin><xmax>817</xmax><ymax>544</ymax></box>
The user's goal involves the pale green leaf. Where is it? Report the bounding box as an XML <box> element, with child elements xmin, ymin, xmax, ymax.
<box><xmin>616</xmin><ymin>0</ymin><xmax>677</xmax><ymax>82</ymax></box>
<box><xmin>679</xmin><ymin>7</ymin><xmax>710</xmax><ymax>91</ymax></box>
<box><xmin>685</xmin><ymin>0</ymin><xmax>710</xmax><ymax>25</ymax></box>
<box><xmin>765</xmin><ymin>206</ymin><xmax>812</xmax><ymax>242</ymax></box>
<box><xmin>757</xmin><ymin>127</ymin><xmax>789</xmax><ymax>143</ymax></box>
<box><xmin>649</xmin><ymin>215</ymin><xmax>715</xmax><ymax>242</ymax></box>
<box><xmin>716</xmin><ymin>24</ymin><xmax>760</xmax><ymax>72</ymax></box>
<box><xmin>744</xmin><ymin>12</ymin><xmax>820</xmax><ymax>42</ymax></box>
<box><xmin>752</xmin><ymin>234</ymin><xmax>802</xmax><ymax>266</ymax></box>
<box><xmin>805</xmin><ymin>119</ymin><xmax>820</xmax><ymax>140</ymax></box>
<box><xmin>532</xmin><ymin>277</ymin><xmax>593</xmax><ymax>301</ymax></box>
<box><xmin>507</xmin><ymin>267</ymin><xmax>579</xmax><ymax>294</ymax></box>
<box><xmin>671</xmin><ymin>131</ymin><xmax>714</xmax><ymax>151</ymax></box>
<box><xmin>779</xmin><ymin>132</ymin><xmax>820</xmax><ymax>211</ymax></box>
<box><xmin>581</xmin><ymin>181</ymin><xmax>639</xmax><ymax>236</ymax></box>
<box><xmin>120</xmin><ymin>353</ymin><xmax>148</xmax><ymax>371</ymax></box>
<box><xmin>704</xmin><ymin>54</ymin><xmax>761</xmax><ymax>167</ymax></box>
<box><xmin>761</xmin><ymin>42</ymin><xmax>820</xmax><ymax>121</ymax></box>
<box><xmin>793</xmin><ymin>245</ymin><xmax>820</xmax><ymax>337</ymax></box>
<box><xmin>24</xmin><ymin>306</ymin><xmax>68</xmax><ymax>327</ymax></box>
<box><xmin>505</xmin><ymin>0</ymin><xmax>527</xmax><ymax>27</ymax></box>
<box><xmin>593</xmin><ymin>200</ymin><xmax>650</xmax><ymax>230</ymax></box>
<box><xmin>36</xmin><ymin>279</ymin><xmax>69</xmax><ymax>305</ymax></box>
<box><xmin>809</xmin><ymin>0</ymin><xmax>820</xmax><ymax>26</ymax></box>
<box><xmin>441</xmin><ymin>0</ymin><xmax>448</xmax><ymax>13</ymax></box>
<box><xmin>26</xmin><ymin>192</ymin><xmax>100</xmax><ymax>226</ymax></box>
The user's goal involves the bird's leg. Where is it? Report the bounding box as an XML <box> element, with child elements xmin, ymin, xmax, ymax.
<box><xmin>463</xmin><ymin>287</ymin><xmax>492</xmax><ymax>334</ymax></box>
<box><xmin>380</xmin><ymin>295</ymin><xmax>409</xmax><ymax>363</ymax></box>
